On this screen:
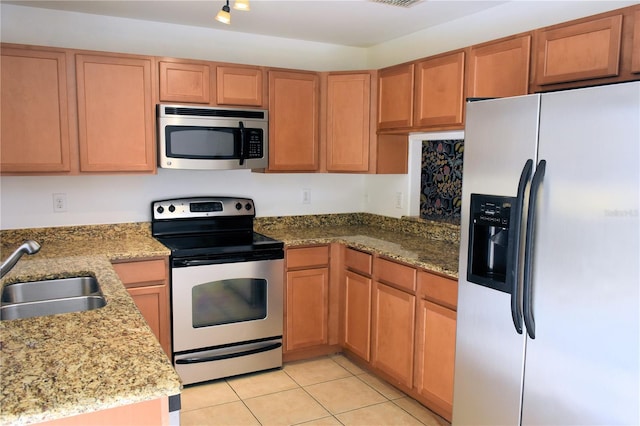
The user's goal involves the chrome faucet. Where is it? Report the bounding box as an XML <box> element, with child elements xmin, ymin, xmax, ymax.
<box><xmin>0</xmin><ymin>240</ymin><xmax>41</xmax><ymax>279</ymax></box>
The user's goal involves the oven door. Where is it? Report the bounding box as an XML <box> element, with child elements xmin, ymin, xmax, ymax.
<box><xmin>171</xmin><ymin>258</ymin><xmax>283</xmax><ymax>353</ymax></box>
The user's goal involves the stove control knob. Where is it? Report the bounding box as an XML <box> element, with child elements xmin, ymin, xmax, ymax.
<box><xmin>245</xmin><ymin>203</ymin><xmax>252</xmax><ymax>211</ymax></box>
<box><xmin>168</xmin><ymin>204</ymin><xmax>176</xmax><ymax>213</ymax></box>
<box><xmin>235</xmin><ymin>202</ymin><xmax>242</xmax><ymax>210</ymax></box>
<box><xmin>156</xmin><ymin>206</ymin><xmax>164</xmax><ymax>214</ymax></box>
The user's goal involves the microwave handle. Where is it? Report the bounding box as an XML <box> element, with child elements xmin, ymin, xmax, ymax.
<box><xmin>238</xmin><ymin>121</ymin><xmax>246</xmax><ymax>166</ymax></box>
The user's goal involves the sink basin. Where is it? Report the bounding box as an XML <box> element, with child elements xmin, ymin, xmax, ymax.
<box><xmin>0</xmin><ymin>276</ymin><xmax>106</xmax><ymax>320</ymax></box>
<box><xmin>2</xmin><ymin>276</ymin><xmax>101</xmax><ymax>303</ymax></box>
<box><xmin>0</xmin><ymin>295</ymin><xmax>106</xmax><ymax>320</ymax></box>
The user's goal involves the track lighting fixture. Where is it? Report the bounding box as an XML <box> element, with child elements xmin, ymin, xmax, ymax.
<box><xmin>233</xmin><ymin>0</ymin><xmax>250</xmax><ymax>11</ymax></box>
<box><xmin>215</xmin><ymin>0</ymin><xmax>250</xmax><ymax>25</ymax></box>
<box><xmin>215</xmin><ymin>0</ymin><xmax>231</xmax><ymax>24</ymax></box>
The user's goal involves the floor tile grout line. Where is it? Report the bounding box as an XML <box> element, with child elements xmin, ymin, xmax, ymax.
<box><xmin>180</xmin><ymin>355</ymin><xmax>443</xmax><ymax>425</ymax></box>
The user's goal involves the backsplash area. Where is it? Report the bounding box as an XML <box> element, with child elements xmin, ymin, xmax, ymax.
<box><xmin>420</xmin><ymin>139</ymin><xmax>464</xmax><ymax>224</ymax></box>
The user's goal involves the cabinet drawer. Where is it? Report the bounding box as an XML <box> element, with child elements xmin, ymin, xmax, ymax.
<box><xmin>112</xmin><ymin>259</ymin><xmax>167</xmax><ymax>287</ymax></box>
<box><xmin>417</xmin><ymin>271</ymin><xmax>458</xmax><ymax>310</ymax></box>
<box><xmin>375</xmin><ymin>257</ymin><xmax>416</xmax><ymax>292</ymax></box>
<box><xmin>287</xmin><ymin>245</ymin><xmax>330</xmax><ymax>269</ymax></box>
<box><xmin>345</xmin><ymin>248</ymin><xmax>372</xmax><ymax>276</ymax></box>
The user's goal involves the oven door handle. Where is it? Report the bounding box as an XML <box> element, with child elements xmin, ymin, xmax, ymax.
<box><xmin>175</xmin><ymin>342</ymin><xmax>282</xmax><ymax>364</ymax></box>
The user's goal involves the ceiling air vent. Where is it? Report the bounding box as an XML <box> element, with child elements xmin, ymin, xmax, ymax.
<box><xmin>369</xmin><ymin>0</ymin><xmax>422</xmax><ymax>7</ymax></box>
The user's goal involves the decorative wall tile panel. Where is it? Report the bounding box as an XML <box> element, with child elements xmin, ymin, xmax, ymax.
<box><xmin>420</xmin><ymin>139</ymin><xmax>464</xmax><ymax>223</ymax></box>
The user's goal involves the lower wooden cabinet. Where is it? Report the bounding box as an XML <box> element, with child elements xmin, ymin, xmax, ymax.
<box><xmin>339</xmin><ymin>250</ymin><xmax>458</xmax><ymax>422</ymax></box>
<box><xmin>371</xmin><ymin>281</ymin><xmax>415</xmax><ymax>388</ymax></box>
<box><xmin>414</xmin><ymin>299</ymin><xmax>456</xmax><ymax>420</ymax></box>
<box><xmin>413</xmin><ymin>271</ymin><xmax>458</xmax><ymax>421</ymax></box>
<box><xmin>343</xmin><ymin>270</ymin><xmax>372</xmax><ymax>361</ymax></box>
<box><xmin>111</xmin><ymin>257</ymin><xmax>171</xmax><ymax>357</ymax></box>
<box><xmin>286</xmin><ymin>267</ymin><xmax>329</xmax><ymax>351</ymax></box>
<box><xmin>285</xmin><ymin>245</ymin><xmax>339</xmax><ymax>359</ymax></box>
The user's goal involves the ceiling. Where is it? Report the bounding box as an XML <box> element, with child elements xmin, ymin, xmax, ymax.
<box><xmin>3</xmin><ymin>0</ymin><xmax>508</xmax><ymax>47</ymax></box>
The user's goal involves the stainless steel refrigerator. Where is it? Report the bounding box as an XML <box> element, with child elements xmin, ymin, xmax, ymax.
<box><xmin>453</xmin><ymin>81</ymin><xmax>639</xmax><ymax>425</ymax></box>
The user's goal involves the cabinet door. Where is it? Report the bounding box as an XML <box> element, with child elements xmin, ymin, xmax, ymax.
<box><xmin>343</xmin><ymin>270</ymin><xmax>372</xmax><ymax>361</ymax></box>
<box><xmin>414</xmin><ymin>299</ymin><xmax>456</xmax><ymax>421</ymax></box>
<box><xmin>326</xmin><ymin>73</ymin><xmax>371</xmax><ymax>172</ymax></box>
<box><xmin>159</xmin><ymin>61</ymin><xmax>210</xmax><ymax>104</ymax></box>
<box><xmin>467</xmin><ymin>35</ymin><xmax>531</xmax><ymax>98</ymax></box>
<box><xmin>632</xmin><ymin>9</ymin><xmax>640</xmax><ymax>74</ymax></box>
<box><xmin>112</xmin><ymin>258</ymin><xmax>170</xmax><ymax>357</ymax></box>
<box><xmin>217</xmin><ymin>66</ymin><xmax>263</xmax><ymax>107</ymax></box>
<box><xmin>414</xmin><ymin>51</ymin><xmax>465</xmax><ymax>128</ymax></box>
<box><xmin>534</xmin><ymin>14</ymin><xmax>623</xmax><ymax>85</ymax></box>
<box><xmin>285</xmin><ymin>267</ymin><xmax>329</xmax><ymax>351</ymax></box>
<box><xmin>1</xmin><ymin>47</ymin><xmax>72</xmax><ymax>173</ymax></box>
<box><xmin>268</xmin><ymin>71</ymin><xmax>319</xmax><ymax>171</ymax></box>
<box><xmin>76</xmin><ymin>54</ymin><xmax>155</xmax><ymax>172</ymax></box>
<box><xmin>371</xmin><ymin>282</ymin><xmax>415</xmax><ymax>388</ymax></box>
<box><xmin>377</xmin><ymin>63</ymin><xmax>414</xmax><ymax>130</ymax></box>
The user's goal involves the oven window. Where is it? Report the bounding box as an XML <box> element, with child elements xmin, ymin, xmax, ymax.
<box><xmin>192</xmin><ymin>278</ymin><xmax>267</xmax><ymax>328</ymax></box>
<box><xmin>166</xmin><ymin>126</ymin><xmax>237</xmax><ymax>159</ymax></box>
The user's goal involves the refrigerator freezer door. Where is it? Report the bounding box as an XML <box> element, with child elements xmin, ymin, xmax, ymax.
<box><xmin>453</xmin><ymin>94</ymin><xmax>540</xmax><ymax>425</ymax></box>
<box><xmin>521</xmin><ymin>82</ymin><xmax>640</xmax><ymax>424</ymax></box>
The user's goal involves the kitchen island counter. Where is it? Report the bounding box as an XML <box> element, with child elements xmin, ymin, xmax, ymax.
<box><xmin>0</xmin><ymin>225</ymin><xmax>179</xmax><ymax>425</ymax></box>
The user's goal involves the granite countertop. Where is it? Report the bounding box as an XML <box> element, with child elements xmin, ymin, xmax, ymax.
<box><xmin>0</xmin><ymin>224</ymin><xmax>179</xmax><ymax>425</ymax></box>
<box><xmin>255</xmin><ymin>214</ymin><xmax>461</xmax><ymax>278</ymax></box>
<box><xmin>0</xmin><ymin>215</ymin><xmax>458</xmax><ymax>424</ymax></box>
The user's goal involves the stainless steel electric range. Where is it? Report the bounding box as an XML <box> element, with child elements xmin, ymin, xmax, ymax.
<box><xmin>151</xmin><ymin>197</ymin><xmax>284</xmax><ymax>385</ymax></box>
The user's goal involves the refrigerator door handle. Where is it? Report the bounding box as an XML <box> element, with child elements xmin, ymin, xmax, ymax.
<box><xmin>508</xmin><ymin>159</ymin><xmax>533</xmax><ymax>334</ymax></box>
<box><xmin>523</xmin><ymin>159</ymin><xmax>546</xmax><ymax>339</ymax></box>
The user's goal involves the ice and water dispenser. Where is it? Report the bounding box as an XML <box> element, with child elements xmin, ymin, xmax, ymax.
<box><xmin>467</xmin><ymin>194</ymin><xmax>515</xmax><ymax>293</ymax></box>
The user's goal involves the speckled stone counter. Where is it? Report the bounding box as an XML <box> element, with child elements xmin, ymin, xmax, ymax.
<box><xmin>0</xmin><ymin>224</ymin><xmax>179</xmax><ymax>425</ymax></box>
<box><xmin>255</xmin><ymin>213</ymin><xmax>460</xmax><ymax>278</ymax></box>
<box><xmin>0</xmin><ymin>215</ymin><xmax>457</xmax><ymax>424</ymax></box>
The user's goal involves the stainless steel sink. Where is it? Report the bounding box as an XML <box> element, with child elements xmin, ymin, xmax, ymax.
<box><xmin>0</xmin><ymin>295</ymin><xmax>106</xmax><ymax>320</ymax></box>
<box><xmin>2</xmin><ymin>276</ymin><xmax>101</xmax><ymax>303</ymax></box>
<box><xmin>0</xmin><ymin>276</ymin><xmax>106</xmax><ymax>320</ymax></box>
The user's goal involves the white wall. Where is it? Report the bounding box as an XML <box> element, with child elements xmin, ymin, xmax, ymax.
<box><xmin>0</xmin><ymin>3</ymin><xmax>368</xmax><ymax>71</ymax></box>
<box><xmin>0</xmin><ymin>170</ymin><xmax>366</xmax><ymax>228</ymax></box>
<box><xmin>367</xmin><ymin>1</ymin><xmax>637</xmax><ymax>68</ymax></box>
<box><xmin>0</xmin><ymin>1</ymin><xmax>632</xmax><ymax>229</ymax></box>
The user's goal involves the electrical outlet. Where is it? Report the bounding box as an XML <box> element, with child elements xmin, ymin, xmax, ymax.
<box><xmin>302</xmin><ymin>189</ymin><xmax>311</xmax><ymax>204</ymax></box>
<box><xmin>53</xmin><ymin>193</ymin><xmax>67</xmax><ymax>213</ymax></box>
<box><xmin>395</xmin><ymin>191</ymin><xmax>403</xmax><ymax>209</ymax></box>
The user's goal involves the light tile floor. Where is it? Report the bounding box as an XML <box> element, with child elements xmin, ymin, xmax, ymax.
<box><xmin>180</xmin><ymin>354</ymin><xmax>451</xmax><ymax>426</ymax></box>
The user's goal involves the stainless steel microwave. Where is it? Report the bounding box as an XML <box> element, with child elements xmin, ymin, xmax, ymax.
<box><xmin>157</xmin><ymin>104</ymin><xmax>268</xmax><ymax>170</ymax></box>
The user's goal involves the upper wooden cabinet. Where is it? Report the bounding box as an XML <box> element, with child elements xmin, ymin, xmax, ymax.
<box><xmin>1</xmin><ymin>46</ymin><xmax>73</xmax><ymax>173</ymax></box>
<box><xmin>414</xmin><ymin>51</ymin><xmax>466</xmax><ymax>129</ymax></box>
<box><xmin>268</xmin><ymin>70</ymin><xmax>320</xmax><ymax>171</ymax></box>
<box><xmin>377</xmin><ymin>51</ymin><xmax>466</xmax><ymax>133</ymax></box>
<box><xmin>377</xmin><ymin>63</ymin><xmax>414</xmax><ymax>130</ymax></box>
<box><xmin>159</xmin><ymin>60</ymin><xmax>210</xmax><ymax>104</ymax></box>
<box><xmin>76</xmin><ymin>53</ymin><xmax>156</xmax><ymax>173</ymax></box>
<box><xmin>632</xmin><ymin>9</ymin><xmax>640</xmax><ymax>74</ymax></box>
<box><xmin>467</xmin><ymin>35</ymin><xmax>531</xmax><ymax>98</ymax></box>
<box><xmin>216</xmin><ymin>66</ymin><xmax>264</xmax><ymax>106</ymax></box>
<box><xmin>534</xmin><ymin>14</ymin><xmax>623</xmax><ymax>85</ymax></box>
<box><xmin>325</xmin><ymin>72</ymin><xmax>372</xmax><ymax>173</ymax></box>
